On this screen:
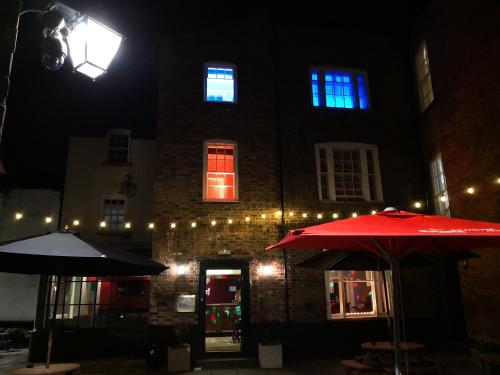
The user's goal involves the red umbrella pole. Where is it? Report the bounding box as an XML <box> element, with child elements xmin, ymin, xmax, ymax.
<box><xmin>390</xmin><ymin>259</ymin><xmax>402</xmax><ymax>375</ymax></box>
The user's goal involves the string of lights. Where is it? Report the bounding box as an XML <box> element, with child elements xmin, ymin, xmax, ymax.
<box><xmin>8</xmin><ymin>178</ymin><xmax>499</xmax><ymax>229</ymax></box>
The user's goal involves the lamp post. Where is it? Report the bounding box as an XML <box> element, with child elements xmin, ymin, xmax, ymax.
<box><xmin>0</xmin><ymin>1</ymin><xmax>123</xmax><ymax>172</ymax></box>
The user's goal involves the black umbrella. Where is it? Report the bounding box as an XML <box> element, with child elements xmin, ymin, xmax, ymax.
<box><xmin>0</xmin><ymin>231</ymin><xmax>167</xmax><ymax>368</ymax></box>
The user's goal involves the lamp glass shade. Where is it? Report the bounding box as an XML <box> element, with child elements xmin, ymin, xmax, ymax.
<box><xmin>68</xmin><ymin>16</ymin><xmax>123</xmax><ymax>79</ymax></box>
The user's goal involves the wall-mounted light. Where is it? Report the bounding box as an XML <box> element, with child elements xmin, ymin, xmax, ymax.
<box><xmin>99</xmin><ymin>220</ymin><xmax>107</xmax><ymax>228</ymax></box>
<box><xmin>466</xmin><ymin>187</ymin><xmax>475</xmax><ymax>195</ymax></box>
<box><xmin>176</xmin><ymin>264</ymin><xmax>187</xmax><ymax>275</ymax></box>
<box><xmin>261</xmin><ymin>214</ymin><xmax>267</xmax><ymax>219</ymax></box>
<box><xmin>227</xmin><ymin>218</ymin><xmax>233</xmax><ymax>224</ymax></box>
<box><xmin>211</xmin><ymin>220</ymin><xmax>217</xmax><ymax>226</ymax></box>
<box><xmin>496</xmin><ymin>177</ymin><xmax>500</xmax><ymax>185</ymax></box>
<box><xmin>245</xmin><ymin>216</ymin><xmax>250</xmax><ymax>222</ymax></box>
<box><xmin>170</xmin><ymin>222</ymin><xmax>176</xmax><ymax>229</ymax></box>
<box><xmin>45</xmin><ymin>216</ymin><xmax>53</xmax><ymax>223</ymax></box>
<box><xmin>414</xmin><ymin>202</ymin><xmax>422</xmax><ymax>209</ymax></box>
<box><xmin>124</xmin><ymin>222</ymin><xmax>132</xmax><ymax>229</ymax></box>
<box><xmin>72</xmin><ymin>219</ymin><xmax>80</xmax><ymax>226</ymax></box>
<box><xmin>191</xmin><ymin>222</ymin><xmax>197</xmax><ymax>228</ymax></box>
<box><xmin>440</xmin><ymin>195</ymin><xmax>447</xmax><ymax>202</ymax></box>
<box><xmin>258</xmin><ymin>264</ymin><xmax>275</xmax><ymax>277</ymax></box>
<box><xmin>289</xmin><ymin>212</ymin><xmax>294</xmax><ymax>217</ymax></box>
<box><xmin>14</xmin><ymin>212</ymin><xmax>23</xmax><ymax>221</ymax></box>
<box><xmin>148</xmin><ymin>222</ymin><xmax>155</xmax><ymax>230</ymax></box>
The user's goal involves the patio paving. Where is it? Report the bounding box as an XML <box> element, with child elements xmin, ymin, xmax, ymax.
<box><xmin>0</xmin><ymin>348</ymin><xmax>483</xmax><ymax>375</ymax></box>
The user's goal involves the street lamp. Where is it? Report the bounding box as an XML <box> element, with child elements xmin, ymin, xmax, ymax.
<box><xmin>0</xmin><ymin>1</ymin><xmax>124</xmax><ymax>173</ymax></box>
<box><xmin>40</xmin><ymin>2</ymin><xmax>124</xmax><ymax>79</ymax></box>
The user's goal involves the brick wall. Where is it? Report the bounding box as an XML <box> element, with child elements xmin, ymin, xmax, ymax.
<box><xmin>416</xmin><ymin>0</ymin><xmax>500</xmax><ymax>343</ymax></box>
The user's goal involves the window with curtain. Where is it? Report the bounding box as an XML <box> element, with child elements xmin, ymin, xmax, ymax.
<box><xmin>204</xmin><ymin>142</ymin><xmax>238</xmax><ymax>201</ymax></box>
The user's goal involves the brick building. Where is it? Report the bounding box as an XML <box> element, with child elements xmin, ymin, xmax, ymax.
<box><xmin>415</xmin><ymin>0</ymin><xmax>500</xmax><ymax>346</ymax></box>
<box><xmin>150</xmin><ymin>8</ymin><xmax>464</xmax><ymax>360</ymax></box>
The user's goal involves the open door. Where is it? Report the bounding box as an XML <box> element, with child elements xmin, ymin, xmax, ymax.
<box><xmin>199</xmin><ymin>261</ymin><xmax>249</xmax><ymax>356</ymax></box>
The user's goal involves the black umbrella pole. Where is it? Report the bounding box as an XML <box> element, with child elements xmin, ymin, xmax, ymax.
<box><xmin>390</xmin><ymin>260</ymin><xmax>402</xmax><ymax>375</ymax></box>
<box><xmin>46</xmin><ymin>276</ymin><xmax>61</xmax><ymax>369</ymax></box>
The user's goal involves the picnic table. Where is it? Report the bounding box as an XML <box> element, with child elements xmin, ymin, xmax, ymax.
<box><xmin>342</xmin><ymin>341</ymin><xmax>445</xmax><ymax>374</ymax></box>
<box><xmin>11</xmin><ymin>363</ymin><xmax>80</xmax><ymax>375</ymax></box>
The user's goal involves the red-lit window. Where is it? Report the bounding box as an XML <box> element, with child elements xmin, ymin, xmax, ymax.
<box><xmin>204</xmin><ymin>142</ymin><xmax>237</xmax><ymax>201</ymax></box>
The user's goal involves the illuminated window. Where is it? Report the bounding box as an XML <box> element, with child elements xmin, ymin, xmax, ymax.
<box><xmin>311</xmin><ymin>67</ymin><xmax>369</xmax><ymax>110</ymax></box>
<box><xmin>205</xmin><ymin>63</ymin><xmax>236</xmax><ymax>103</ymax></box>
<box><xmin>430</xmin><ymin>156</ymin><xmax>450</xmax><ymax>216</ymax></box>
<box><xmin>415</xmin><ymin>41</ymin><xmax>434</xmax><ymax>112</ymax></box>
<box><xmin>102</xmin><ymin>197</ymin><xmax>126</xmax><ymax>231</ymax></box>
<box><xmin>107</xmin><ymin>129</ymin><xmax>130</xmax><ymax>164</ymax></box>
<box><xmin>315</xmin><ymin>143</ymin><xmax>383</xmax><ymax>202</ymax></box>
<box><xmin>203</xmin><ymin>141</ymin><xmax>238</xmax><ymax>201</ymax></box>
<box><xmin>325</xmin><ymin>270</ymin><xmax>389</xmax><ymax>320</ymax></box>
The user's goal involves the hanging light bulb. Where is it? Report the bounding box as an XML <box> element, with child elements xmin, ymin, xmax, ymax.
<box><xmin>289</xmin><ymin>212</ymin><xmax>294</xmax><ymax>217</ymax></box>
<box><xmin>45</xmin><ymin>216</ymin><xmax>53</xmax><ymax>223</ymax></box>
<box><xmin>227</xmin><ymin>218</ymin><xmax>233</xmax><ymax>224</ymax></box>
<box><xmin>72</xmin><ymin>219</ymin><xmax>80</xmax><ymax>226</ymax></box>
<box><xmin>495</xmin><ymin>177</ymin><xmax>500</xmax><ymax>185</ymax></box>
<box><xmin>414</xmin><ymin>202</ymin><xmax>422</xmax><ymax>209</ymax></box>
<box><xmin>332</xmin><ymin>213</ymin><xmax>339</xmax><ymax>219</ymax></box>
<box><xmin>125</xmin><ymin>222</ymin><xmax>132</xmax><ymax>229</ymax></box>
<box><xmin>371</xmin><ymin>210</ymin><xmax>377</xmax><ymax>215</ymax></box>
<box><xmin>191</xmin><ymin>222</ymin><xmax>197</xmax><ymax>228</ymax></box>
<box><xmin>440</xmin><ymin>195</ymin><xmax>447</xmax><ymax>202</ymax></box>
<box><xmin>302</xmin><ymin>213</ymin><xmax>308</xmax><ymax>218</ymax></box>
<box><xmin>211</xmin><ymin>220</ymin><xmax>217</xmax><ymax>226</ymax></box>
<box><xmin>351</xmin><ymin>213</ymin><xmax>358</xmax><ymax>218</ymax></box>
<box><xmin>14</xmin><ymin>212</ymin><xmax>23</xmax><ymax>220</ymax></box>
<box><xmin>148</xmin><ymin>222</ymin><xmax>155</xmax><ymax>230</ymax></box>
<box><xmin>170</xmin><ymin>222</ymin><xmax>176</xmax><ymax>229</ymax></box>
<box><xmin>99</xmin><ymin>220</ymin><xmax>107</xmax><ymax>228</ymax></box>
<box><xmin>245</xmin><ymin>216</ymin><xmax>250</xmax><ymax>222</ymax></box>
<box><xmin>466</xmin><ymin>187</ymin><xmax>475</xmax><ymax>195</ymax></box>
<box><xmin>261</xmin><ymin>214</ymin><xmax>266</xmax><ymax>219</ymax></box>
<box><xmin>317</xmin><ymin>213</ymin><xmax>323</xmax><ymax>219</ymax></box>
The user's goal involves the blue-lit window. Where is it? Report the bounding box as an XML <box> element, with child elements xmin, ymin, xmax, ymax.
<box><xmin>310</xmin><ymin>68</ymin><xmax>369</xmax><ymax>110</ymax></box>
<box><xmin>205</xmin><ymin>64</ymin><xmax>236</xmax><ymax>103</ymax></box>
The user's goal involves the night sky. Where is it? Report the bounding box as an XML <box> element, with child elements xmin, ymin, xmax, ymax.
<box><xmin>1</xmin><ymin>1</ymin><xmax>426</xmax><ymax>189</ymax></box>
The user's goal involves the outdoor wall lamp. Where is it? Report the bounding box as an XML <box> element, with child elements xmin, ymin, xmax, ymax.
<box><xmin>258</xmin><ymin>264</ymin><xmax>275</xmax><ymax>277</ymax></box>
<box><xmin>38</xmin><ymin>2</ymin><xmax>124</xmax><ymax>79</ymax></box>
<box><xmin>176</xmin><ymin>264</ymin><xmax>187</xmax><ymax>276</ymax></box>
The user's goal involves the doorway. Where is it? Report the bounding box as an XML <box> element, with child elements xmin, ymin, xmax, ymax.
<box><xmin>199</xmin><ymin>260</ymin><xmax>249</xmax><ymax>355</ymax></box>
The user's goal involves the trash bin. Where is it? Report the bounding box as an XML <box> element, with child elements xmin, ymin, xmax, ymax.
<box><xmin>147</xmin><ymin>344</ymin><xmax>161</xmax><ymax>369</ymax></box>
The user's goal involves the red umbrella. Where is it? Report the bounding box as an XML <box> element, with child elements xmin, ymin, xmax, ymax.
<box><xmin>266</xmin><ymin>208</ymin><xmax>500</xmax><ymax>375</ymax></box>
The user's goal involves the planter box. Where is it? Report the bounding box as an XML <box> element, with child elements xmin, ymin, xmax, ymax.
<box><xmin>168</xmin><ymin>344</ymin><xmax>191</xmax><ymax>372</ymax></box>
<box><xmin>258</xmin><ymin>343</ymin><xmax>283</xmax><ymax>368</ymax></box>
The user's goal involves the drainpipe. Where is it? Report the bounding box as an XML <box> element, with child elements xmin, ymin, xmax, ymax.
<box><xmin>271</xmin><ymin>14</ymin><xmax>290</xmax><ymax>325</ymax></box>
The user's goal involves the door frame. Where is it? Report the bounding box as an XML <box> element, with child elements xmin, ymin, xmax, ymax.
<box><xmin>199</xmin><ymin>258</ymin><xmax>250</xmax><ymax>357</ymax></box>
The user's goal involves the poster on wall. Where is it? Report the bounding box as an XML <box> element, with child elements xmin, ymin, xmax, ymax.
<box><xmin>176</xmin><ymin>294</ymin><xmax>196</xmax><ymax>313</ymax></box>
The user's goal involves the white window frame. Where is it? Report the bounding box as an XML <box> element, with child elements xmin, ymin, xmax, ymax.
<box><xmin>203</xmin><ymin>62</ymin><xmax>238</xmax><ymax>104</ymax></box>
<box><xmin>315</xmin><ymin>142</ymin><xmax>383</xmax><ymax>202</ymax></box>
<box><xmin>430</xmin><ymin>156</ymin><xmax>450</xmax><ymax>216</ymax></box>
<box><xmin>100</xmin><ymin>194</ymin><xmax>127</xmax><ymax>232</ymax></box>
<box><xmin>415</xmin><ymin>41</ymin><xmax>434</xmax><ymax>112</ymax></box>
<box><xmin>106</xmin><ymin>129</ymin><xmax>131</xmax><ymax>164</ymax></box>
<box><xmin>325</xmin><ymin>270</ymin><xmax>390</xmax><ymax>320</ymax></box>
<box><xmin>309</xmin><ymin>66</ymin><xmax>371</xmax><ymax>110</ymax></box>
<box><xmin>202</xmin><ymin>140</ymin><xmax>239</xmax><ymax>202</ymax></box>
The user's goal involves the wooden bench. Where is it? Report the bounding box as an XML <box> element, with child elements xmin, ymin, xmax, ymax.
<box><xmin>341</xmin><ymin>359</ymin><xmax>384</xmax><ymax>374</ymax></box>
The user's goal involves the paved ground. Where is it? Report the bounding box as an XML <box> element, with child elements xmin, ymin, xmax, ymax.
<box><xmin>0</xmin><ymin>348</ymin><xmax>483</xmax><ymax>375</ymax></box>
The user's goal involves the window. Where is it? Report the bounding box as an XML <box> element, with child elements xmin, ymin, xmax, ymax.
<box><xmin>415</xmin><ymin>41</ymin><xmax>434</xmax><ymax>112</ymax></box>
<box><xmin>203</xmin><ymin>141</ymin><xmax>238</xmax><ymax>201</ymax></box>
<box><xmin>102</xmin><ymin>197</ymin><xmax>126</xmax><ymax>231</ymax></box>
<box><xmin>44</xmin><ymin>276</ymin><xmax>150</xmax><ymax>328</ymax></box>
<box><xmin>315</xmin><ymin>143</ymin><xmax>383</xmax><ymax>202</ymax></box>
<box><xmin>107</xmin><ymin>130</ymin><xmax>130</xmax><ymax>164</ymax></box>
<box><xmin>311</xmin><ymin>67</ymin><xmax>369</xmax><ymax>110</ymax></box>
<box><xmin>205</xmin><ymin>63</ymin><xmax>236</xmax><ymax>103</ymax></box>
<box><xmin>430</xmin><ymin>157</ymin><xmax>450</xmax><ymax>216</ymax></box>
<box><xmin>325</xmin><ymin>270</ymin><xmax>389</xmax><ymax>320</ymax></box>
